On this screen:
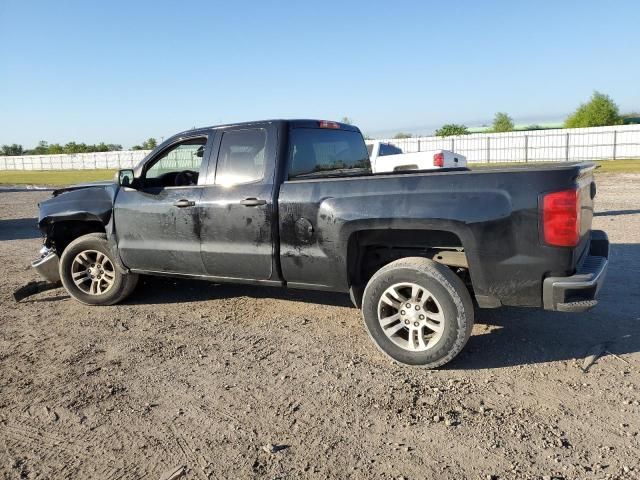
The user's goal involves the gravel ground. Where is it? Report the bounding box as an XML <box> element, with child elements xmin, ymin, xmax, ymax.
<box><xmin>0</xmin><ymin>173</ymin><xmax>639</xmax><ymax>480</ymax></box>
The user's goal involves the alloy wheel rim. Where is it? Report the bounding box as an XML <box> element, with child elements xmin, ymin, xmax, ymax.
<box><xmin>377</xmin><ymin>282</ymin><xmax>445</xmax><ymax>352</ymax></box>
<box><xmin>71</xmin><ymin>250</ymin><xmax>116</xmax><ymax>296</ymax></box>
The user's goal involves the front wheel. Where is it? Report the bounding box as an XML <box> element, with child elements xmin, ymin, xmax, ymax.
<box><xmin>59</xmin><ymin>233</ymin><xmax>138</xmax><ymax>306</ymax></box>
<box><xmin>362</xmin><ymin>257</ymin><xmax>474</xmax><ymax>368</ymax></box>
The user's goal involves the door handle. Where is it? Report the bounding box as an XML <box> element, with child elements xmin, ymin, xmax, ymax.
<box><xmin>173</xmin><ymin>199</ymin><xmax>196</xmax><ymax>208</ymax></box>
<box><xmin>240</xmin><ymin>197</ymin><xmax>267</xmax><ymax>207</ymax></box>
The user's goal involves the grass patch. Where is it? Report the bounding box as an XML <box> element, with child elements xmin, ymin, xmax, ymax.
<box><xmin>592</xmin><ymin>159</ymin><xmax>640</xmax><ymax>173</ymax></box>
<box><xmin>471</xmin><ymin>159</ymin><xmax>640</xmax><ymax>173</ymax></box>
<box><xmin>0</xmin><ymin>169</ymin><xmax>116</xmax><ymax>185</ymax></box>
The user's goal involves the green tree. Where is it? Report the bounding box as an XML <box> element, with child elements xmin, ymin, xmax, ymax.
<box><xmin>564</xmin><ymin>91</ymin><xmax>622</xmax><ymax>128</ymax></box>
<box><xmin>48</xmin><ymin>143</ymin><xmax>64</xmax><ymax>154</ymax></box>
<box><xmin>1</xmin><ymin>144</ymin><xmax>24</xmax><ymax>156</ymax></box>
<box><xmin>93</xmin><ymin>142</ymin><xmax>110</xmax><ymax>152</ymax></box>
<box><xmin>30</xmin><ymin>141</ymin><xmax>50</xmax><ymax>155</ymax></box>
<box><xmin>393</xmin><ymin>132</ymin><xmax>413</xmax><ymax>139</ymax></box>
<box><xmin>132</xmin><ymin>137</ymin><xmax>158</xmax><ymax>150</ymax></box>
<box><xmin>63</xmin><ymin>142</ymin><xmax>86</xmax><ymax>154</ymax></box>
<box><xmin>340</xmin><ymin>116</ymin><xmax>352</xmax><ymax>125</ymax></box>
<box><xmin>491</xmin><ymin>112</ymin><xmax>514</xmax><ymax>132</ymax></box>
<box><xmin>21</xmin><ymin>141</ymin><xmax>123</xmax><ymax>155</ymax></box>
<box><xmin>144</xmin><ymin>138</ymin><xmax>157</xmax><ymax>149</ymax></box>
<box><xmin>435</xmin><ymin>124</ymin><xmax>469</xmax><ymax>137</ymax></box>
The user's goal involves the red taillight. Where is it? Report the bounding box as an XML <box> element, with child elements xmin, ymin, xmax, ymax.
<box><xmin>319</xmin><ymin>120</ymin><xmax>340</xmax><ymax>129</ymax></box>
<box><xmin>433</xmin><ymin>152</ymin><xmax>444</xmax><ymax>167</ymax></box>
<box><xmin>542</xmin><ymin>189</ymin><xmax>580</xmax><ymax>247</ymax></box>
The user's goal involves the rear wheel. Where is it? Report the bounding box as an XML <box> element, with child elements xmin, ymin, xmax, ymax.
<box><xmin>362</xmin><ymin>257</ymin><xmax>474</xmax><ymax>368</ymax></box>
<box><xmin>59</xmin><ymin>233</ymin><xmax>138</xmax><ymax>305</ymax></box>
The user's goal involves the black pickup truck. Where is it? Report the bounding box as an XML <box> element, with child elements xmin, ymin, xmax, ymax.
<box><xmin>32</xmin><ymin>119</ymin><xmax>609</xmax><ymax>368</ymax></box>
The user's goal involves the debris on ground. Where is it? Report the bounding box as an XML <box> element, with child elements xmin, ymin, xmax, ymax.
<box><xmin>582</xmin><ymin>343</ymin><xmax>607</xmax><ymax>372</ymax></box>
<box><xmin>13</xmin><ymin>280</ymin><xmax>61</xmax><ymax>302</ymax></box>
<box><xmin>262</xmin><ymin>444</ymin><xmax>289</xmax><ymax>454</ymax></box>
<box><xmin>160</xmin><ymin>465</ymin><xmax>186</xmax><ymax>480</ymax></box>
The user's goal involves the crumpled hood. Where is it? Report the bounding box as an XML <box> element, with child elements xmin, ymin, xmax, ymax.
<box><xmin>39</xmin><ymin>182</ymin><xmax>118</xmax><ymax>231</ymax></box>
<box><xmin>52</xmin><ymin>180</ymin><xmax>115</xmax><ymax>197</ymax></box>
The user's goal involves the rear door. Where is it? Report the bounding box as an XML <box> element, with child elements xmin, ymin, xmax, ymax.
<box><xmin>114</xmin><ymin>134</ymin><xmax>213</xmax><ymax>274</ymax></box>
<box><xmin>198</xmin><ymin>124</ymin><xmax>279</xmax><ymax>280</ymax></box>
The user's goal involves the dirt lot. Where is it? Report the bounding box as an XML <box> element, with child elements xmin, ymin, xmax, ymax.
<box><xmin>1</xmin><ymin>174</ymin><xmax>639</xmax><ymax>480</ymax></box>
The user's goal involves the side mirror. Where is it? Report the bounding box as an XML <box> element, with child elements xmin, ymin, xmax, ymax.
<box><xmin>116</xmin><ymin>169</ymin><xmax>135</xmax><ymax>187</ymax></box>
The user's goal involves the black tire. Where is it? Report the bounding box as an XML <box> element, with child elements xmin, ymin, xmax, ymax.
<box><xmin>59</xmin><ymin>233</ymin><xmax>138</xmax><ymax>306</ymax></box>
<box><xmin>362</xmin><ymin>257</ymin><xmax>474</xmax><ymax>368</ymax></box>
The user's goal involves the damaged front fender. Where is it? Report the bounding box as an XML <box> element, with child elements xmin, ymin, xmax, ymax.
<box><xmin>37</xmin><ymin>184</ymin><xmax>117</xmax><ymax>236</ymax></box>
<box><xmin>33</xmin><ymin>183</ymin><xmax>131</xmax><ymax>280</ymax></box>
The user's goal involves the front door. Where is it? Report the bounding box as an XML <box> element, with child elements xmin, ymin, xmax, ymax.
<box><xmin>198</xmin><ymin>125</ymin><xmax>277</xmax><ymax>280</ymax></box>
<box><xmin>114</xmin><ymin>135</ymin><xmax>212</xmax><ymax>274</ymax></box>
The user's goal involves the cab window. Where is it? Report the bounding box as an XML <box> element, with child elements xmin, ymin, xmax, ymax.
<box><xmin>214</xmin><ymin>129</ymin><xmax>267</xmax><ymax>186</ymax></box>
<box><xmin>144</xmin><ymin>137</ymin><xmax>207</xmax><ymax>187</ymax></box>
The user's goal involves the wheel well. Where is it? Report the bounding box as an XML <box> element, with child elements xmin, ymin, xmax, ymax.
<box><xmin>347</xmin><ymin>229</ymin><xmax>471</xmax><ymax>298</ymax></box>
<box><xmin>45</xmin><ymin>220</ymin><xmax>106</xmax><ymax>255</ymax></box>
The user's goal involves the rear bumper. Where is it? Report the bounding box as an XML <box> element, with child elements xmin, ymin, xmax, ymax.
<box><xmin>542</xmin><ymin>230</ymin><xmax>609</xmax><ymax>312</ymax></box>
<box><xmin>32</xmin><ymin>247</ymin><xmax>61</xmax><ymax>283</ymax></box>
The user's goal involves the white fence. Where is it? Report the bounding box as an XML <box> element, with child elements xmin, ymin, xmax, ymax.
<box><xmin>1</xmin><ymin>125</ymin><xmax>640</xmax><ymax>170</ymax></box>
<box><xmin>378</xmin><ymin>124</ymin><xmax>640</xmax><ymax>163</ymax></box>
<box><xmin>0</xmin><ymin>150</ymin><xmax>151</xmax><ymax>170</ymax></box>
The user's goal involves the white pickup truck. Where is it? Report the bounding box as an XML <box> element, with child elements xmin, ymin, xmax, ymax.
<box><xmin>366</xmin><ymin>140</ymin><xmax>467</xmax><ymax>173</ymax></box>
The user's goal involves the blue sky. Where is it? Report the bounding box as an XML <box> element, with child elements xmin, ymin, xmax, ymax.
<box><xmin>1</xmin><ymin>0</ymin><xmax>639</xmax><ymax>148</ymax></box>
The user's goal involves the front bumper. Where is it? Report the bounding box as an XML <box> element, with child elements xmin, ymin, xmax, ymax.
<box><xmin>32</xmin><ymin>247</ymin><xmax>61</xmax><ymax>283</ymax></box>
<box><xmin>542</xmin><ymin>230</ymin><xmax>609</xmax><ymax>312</ymax></box>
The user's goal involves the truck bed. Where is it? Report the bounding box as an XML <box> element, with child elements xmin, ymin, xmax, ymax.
<box><xmin>278</xmin><ymin>162</ymin><xmax>596</xmax><ymax>308</ymax></box>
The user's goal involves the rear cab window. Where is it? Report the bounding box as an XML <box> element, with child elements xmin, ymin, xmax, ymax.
<box><xmin>379</xmin><ymin>143</ymin><xmax>403</xmax><ymax>156</ymax></box>
<box><xmin>288</xmin><ymin>126</ymin><xmax>370</xmax><ymax>180</ymax></box>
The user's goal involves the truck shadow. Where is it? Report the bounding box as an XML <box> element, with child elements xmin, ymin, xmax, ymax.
<box><xmin>0</xmin><ymin>217</ymin><xmax>40</xmax><ymax>240</ymax></box>
<box><xmin>131</xmin><ymin>276</ymin><xmax>354</xmax><ymax>308</ymax></box>
<box><xmin>450</xmin><ymin>242</ymin><xmax>640</xmax><ymax>370</ymax></box>
<box><xmin>129</xmin><ymin>243</ymin><xmax>638</xmax><ymax>369</ymax></box>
